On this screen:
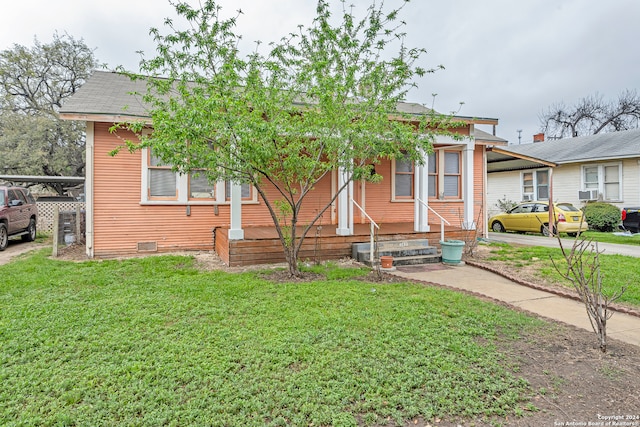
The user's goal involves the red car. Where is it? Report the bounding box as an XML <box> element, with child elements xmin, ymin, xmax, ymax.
<box><xmin>0</xmin><ymin>186</ymin><xmax>38</xmax><ymax>251</ymax></box>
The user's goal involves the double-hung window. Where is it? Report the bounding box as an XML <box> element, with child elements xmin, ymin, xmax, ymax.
<box><xmin>392</xmin><ymin>149</ymin><xmax>462</xmax><ymax>200</ymax></box>
<box><xmin>189</xmin><ymin>171</ymin><xmax>216</xmax><ymax>200</ymax></box>
<box><xmin>443</xmin><ymin>151</ymin><xmax>461</xmax><ymax>198</ymax></box>
<box><xmin>521</xmin><ymin>169</ymin><xmax>549</xmax><ymax>201</ymax></box>
<box><xmin>427</xmin><ymin>152</ymin><xmax>437</xmax><ymax>197</ymax></box>
<box><xmin>225</xmin><ymin>181</ymin><xmax>253</xmax><ymax>201</ymax></box>
<box><xmin>603</xmin><ymin>165</ymin><xmax>621</xmax><ymax>201</ymax></box>
<box><xmin>142</xmin><ymin>146</ymin><xmax>256</xmax><ymax>204</ymax></box>
<box><xmin>582</xmin><ymin>163</ymin><xmax>621</xmax><ymax>201</ymax></box>
<box><xmin>148</xmin><ymin>150</ymin><xmax>177</xmax><ymax>199</ymax></box>
<box><xmin>394</xmin><ymin>153</ymin><xmax>414</xmax><ymax>199</ymax></box>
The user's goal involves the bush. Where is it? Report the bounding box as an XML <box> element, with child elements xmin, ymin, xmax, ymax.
<box><xmin>582</xmin><ymin>202</ymin><xmax>621</xmax><ymax>232</ymax></box>
<box><xmin>496</xmin><ymin>195</ymin><xmax>518</xmax><ymax>213</ymax></box>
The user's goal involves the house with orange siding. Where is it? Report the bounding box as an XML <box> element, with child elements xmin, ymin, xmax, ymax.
<box><xmin>59</xmin><ymin>71</ymin><xmax>506</xmax><ymax>266</ymax></box>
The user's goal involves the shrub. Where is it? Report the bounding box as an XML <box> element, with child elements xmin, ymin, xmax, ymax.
<box><xmin>496</xmin><ymin>195</ymin><xmax>518</xmax><ymax>213</ymax></box>
<box><xmin>582</xmin><ymin>202</ymin><xmax>621</xmax><ymax>232</ymax></box>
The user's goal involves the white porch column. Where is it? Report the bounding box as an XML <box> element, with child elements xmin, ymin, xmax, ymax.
<box><xmin>85</xmin><ymin>122</ymin><xmax>94</xmax><ymax>258</ymax></box>
<box><xmin>228</xmin><ymin>182</ymin><xmax>244</xmax><ymax>240</ymax></box>
<box><xmin>462</xmin><ymin>138</ymin><xmax>476</xmax><ymax>230</ymax></box>
<box><xmin>336</xmin><ymin>166</ymin><xmax>353</xmax><ymax>235</ymax></box>
<box><xmin>414</xmin><ymin>150</ymin><xmax>430</xmax><ymax>232</ymax></box>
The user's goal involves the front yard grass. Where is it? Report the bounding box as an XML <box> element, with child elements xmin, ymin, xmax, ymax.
<box><xmin>581</xmin><ymin>230</ymin><xmax>640</xmax><ymax>246</ymax></box>
<box><xmin>0</xmin><ymin>250</ymin><xmax>543</xmax><ymax>426</ymax></box>
<box><xmin>484</xmin><ymin>244</ymin><xmax>640</xmax><ymax>306</ymax></box>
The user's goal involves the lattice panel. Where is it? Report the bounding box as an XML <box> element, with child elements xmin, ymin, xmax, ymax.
<box><xmin>36</xmin><ymin>202</ymin><xmax>86</xmax><ymax>234</ymax></box>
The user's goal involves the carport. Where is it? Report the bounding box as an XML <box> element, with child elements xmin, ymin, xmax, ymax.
<box><xmin>486</xmin><ymin>147</ymin><xmax>558</xmax><ymax>237</ymax></box>
<box><xmin>0</xmin><ymin>175</ymin><xmax>85</xmax><ymax>198</ymax></box>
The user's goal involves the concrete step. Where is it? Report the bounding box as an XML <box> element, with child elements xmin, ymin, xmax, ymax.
<box><xmin>362</xmin><ymin>252</ymin><xmax>442</xmax><ymax>267</ymax></box>
<box><xmin>388</xmin><ymin>253</ymin><xmax>442</xmax><ymax>266</ymax></box>
<box><xmin>352</xmin><ymin>239</ymin><xmax>442</xmax><ymax>266</ymax></box>
<box><xmin>352</xmin><ymin>239</ymin><xmax>430</xmax><ymax>259</ymax></box>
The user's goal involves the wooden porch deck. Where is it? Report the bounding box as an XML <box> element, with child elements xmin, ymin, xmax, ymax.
<box><xmin>215</xmin><ymin>222</ymin><xmax>469</xmax><ymax>266</ymax></box>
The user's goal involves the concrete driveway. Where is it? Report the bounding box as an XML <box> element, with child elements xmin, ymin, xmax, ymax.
<box><xmin>487</xmin><ymin>232</ymin><xmax>640</xmax><ymax>258</ymax></box>
<box><xmin>0</xmin><ymin>241</ymin><xmax>46</xmax><ymax>266</ymax></box>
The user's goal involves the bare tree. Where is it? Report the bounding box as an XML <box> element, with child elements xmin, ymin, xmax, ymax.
<box><xmin>539</xmin><ymin>90</ymin><xmax>640</xmax><ymax>139</ymax></box>
<box><xmin>551</xmin><ymin>235</ymin><xmax>626</xmax><ymax>352</ymax></box>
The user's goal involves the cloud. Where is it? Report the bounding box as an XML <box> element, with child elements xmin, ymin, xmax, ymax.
<box><xmin>2</xmin><ymin>0</ymin><xmax>639</xmax><ymax>144</ymax></box>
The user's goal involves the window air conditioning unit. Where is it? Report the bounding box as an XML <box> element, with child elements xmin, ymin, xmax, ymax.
<box><xmin>578</xmin><ymin>189</ymin><xmax>599</xmax><ymax>201</ymax></box>
<box><xmin>522</xmin><ymin>194</ymin><xmax>534</xmax><ymax>201</ymax></box>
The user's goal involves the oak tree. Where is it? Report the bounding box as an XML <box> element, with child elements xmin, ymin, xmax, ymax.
<box><xmin>0</xmin><ymin>33</ymin><xmax>98</xmax><ymax>179</ymax></box>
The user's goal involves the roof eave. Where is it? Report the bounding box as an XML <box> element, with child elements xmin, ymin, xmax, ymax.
<box><xmin>555</xmin><ymin>153</ymin><xmax>640</xmax><ymax>164</ymax></box>
<box><xmin>453</xmin><ymin>115</ymin><xmax>499</xmax><ymax>126</ymax></box>
<box><xmin>59</xmin><ymin>112</ymin><xmax>152</xmax><ymax>124</ymax></box>
<box><xmin>489</xmin><ymin>146</ymin><xmax>558</xmax><ymax>168</ymax></box>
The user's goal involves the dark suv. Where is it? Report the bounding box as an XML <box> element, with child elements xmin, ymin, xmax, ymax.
<box><xmin>0</xmin><ymin>186</ymin><xmax>38</xmax><ymax>251</ymax></box>
<box><xmin>621</xmin><ymin>207</ymin><xmax>640</xmax><ymax>233</ymax></box>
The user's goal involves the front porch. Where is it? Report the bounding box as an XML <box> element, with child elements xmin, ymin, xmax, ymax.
<box><xmin>214</xmin><ymin>222</ymin><xmax>470</xmax><ymax>267</ymax></box>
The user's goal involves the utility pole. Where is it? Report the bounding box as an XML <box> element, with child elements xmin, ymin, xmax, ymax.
<box><xmin>517</xmin><ymin>129</ymin><xmax>522</xmax><ymax>144</ymax></box>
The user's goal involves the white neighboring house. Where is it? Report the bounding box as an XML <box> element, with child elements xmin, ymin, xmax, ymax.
<box><xmin>486</xmin><ymin>128</ymin><xmax>640</xmax><ymax>217</ymax></box>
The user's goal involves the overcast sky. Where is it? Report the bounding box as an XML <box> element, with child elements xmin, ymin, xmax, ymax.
<box><xmin>2</xmin><ymin>0</ymin><xmax>639</xmax><ymax>144</ymax></box>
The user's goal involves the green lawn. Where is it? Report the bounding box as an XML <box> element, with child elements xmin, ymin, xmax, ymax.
<box><xmin>485</xmin><ymin>244</ymin><xmax>640</xmax><ymax>306</ymax></box>
<box><xmin>0</xmin><ymin>250</ymin><xmax>543</xmax><ymax>426</ymax></box>
<box><xmin>581</xmin><ymin>230</ymin><xmax>640</xmax><ymax>246</ymax></box>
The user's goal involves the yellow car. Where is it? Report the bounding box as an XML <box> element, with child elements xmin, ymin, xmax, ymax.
<box><xmin>489</xmin><ymin>201</ymin><xmax>588</xmax><ymax>237</ymax></box>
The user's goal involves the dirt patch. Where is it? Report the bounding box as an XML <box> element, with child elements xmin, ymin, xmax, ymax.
<box><xmin>466</xmin><ymin>244</ymin><xmax>562</xmax><ymax>288</ymax></box>
<box><xmin>501</xmin><ymin>325</ymin><xmax>640</xmax><ymax>426</ymax></box>
<box><xmin>54</xmin><ymin>242</ymin><xmax>89</xmax><ymax>261</ymax></box>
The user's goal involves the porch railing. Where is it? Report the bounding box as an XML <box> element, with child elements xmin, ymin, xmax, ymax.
<box><xmin>351</xmin><ymin>198</ymin><xmax>379</xmax><ymax>265</ymax></box>
<box><xmin>416</xmin><ymin>198</ymin><xmax>450</xmax><ymax>242</ymax></box>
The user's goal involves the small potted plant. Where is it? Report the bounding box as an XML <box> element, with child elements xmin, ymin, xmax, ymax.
<box><xmin>380</xmin><ymin>255</ymin><xmax>393</xmax><ymax>269</ymax></box>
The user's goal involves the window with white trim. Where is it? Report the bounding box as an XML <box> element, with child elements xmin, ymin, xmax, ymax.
<box><xmin>392</xmin><ymin>149</ymin><xmax>462</xmax><ymax>200</ymax></box>
<box><xmin>604</xmin><ymin>165</ymin><xmax>620</xmax><ymax>201</ymax></box>
<box><xmin>148</xmin><ymin>149</ymin><xmax>178</xmax><ymax>199</ymax></box>
<box><xmin>443</xmin><ymin>151</ymin><xmax>460</xmax><ymax>198</ymax></box>
<box><xmin>427</xmin><ymin>152</ymin><xmax>437</xmax><ymax>197</ymax></box>
<box><xmin>225</xmin><ymin>181</ymin><xmax>253</xmax><ymax>201</ymax></box>
<box><xmin>582</xmin><ymin>163</ymin><xmax>621</xmax><ymax>201</ymax></box>
<box><xmin>394</xmin><ymin>153</ymin><xmax>414</xmax><ymax>199</ymax></box>
<box><xmin>189</xmin><ymin>171</ymin><xmax>216</xmax><ymax>199</ymax></box>
<box><xmin>521</xmin><ymin>169</ymin><xmax>549</xmax><ymax>201</ymax></box>
<box><xmin>141</xmin><ymin>146</ymin><xmax>257</xmax><ymax>204</ymax></box>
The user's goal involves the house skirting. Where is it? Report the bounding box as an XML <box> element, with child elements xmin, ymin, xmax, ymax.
<box><xmin>215</xmin><ymin>222</ymin><xmax>468</xmax><ymax>267</ymax></box>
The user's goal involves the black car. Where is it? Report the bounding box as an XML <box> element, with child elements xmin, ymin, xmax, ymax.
<box><xmin>0</xmin><ymin>186</ymin><xmax>38</xmax><ymax>251</ymax></box>
<box><xmin>621</xmin><ymin>207</ymin><xmax>640</xmax><ymax>233</ymax></box>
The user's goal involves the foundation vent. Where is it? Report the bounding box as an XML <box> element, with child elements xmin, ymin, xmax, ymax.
<box><xmin>137</xmin><ymin>241</ymin><xmax>158</xmax><ymax>252</ymax></box>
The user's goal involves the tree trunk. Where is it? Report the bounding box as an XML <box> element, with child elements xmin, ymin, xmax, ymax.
<box><xmin>287</xmin><ymin>217</ymin><xmax>301</xmax><ymax>277</ymax></box>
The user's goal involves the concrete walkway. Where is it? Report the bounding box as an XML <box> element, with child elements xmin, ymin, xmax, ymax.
<box><xmin>391</xmin><ymin>262</ymin><xmax>640</xmax><ymax>348</ymax></box>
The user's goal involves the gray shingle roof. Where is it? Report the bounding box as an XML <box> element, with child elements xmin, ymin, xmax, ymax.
<box><xmin>60</xmin><ymin>71</ymin><xmax>501</xmax><ymax>127</ymax></box>
<box><xmin>59</xmin><ymin>71</ymin><xmax>150</xmax><ymax>118</ymax></box>
<box><xmin>498</xmin><ymin>129</ymin><xmax>640</xmax><ymax>164</ymax></box>
<box><xmin>474</xmin><ymin>128</ymin><xmax>507</xmax><ymax>144</ymax></box>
